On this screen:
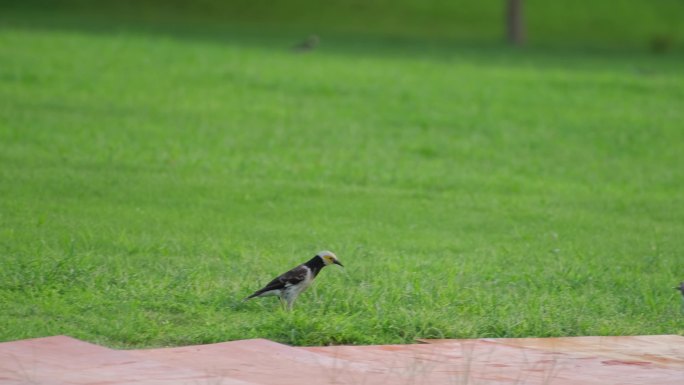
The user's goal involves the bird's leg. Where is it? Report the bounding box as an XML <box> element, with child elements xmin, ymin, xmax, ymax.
<box><xmin>285</xmin><ymin>298</ymin><xmax>295</xmax><ymax>312</ymax></box>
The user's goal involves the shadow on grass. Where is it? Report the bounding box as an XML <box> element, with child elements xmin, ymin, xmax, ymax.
<box><xmin>2</xmin><ymin>1</ymin><xmax>683</xmax><ymax>73</ymax></box>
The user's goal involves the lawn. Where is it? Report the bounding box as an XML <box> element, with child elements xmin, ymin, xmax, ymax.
<box><xmin>1</xmin><ymin>3</ymin><xmax>683</xmax><ymax>348</ymax></box>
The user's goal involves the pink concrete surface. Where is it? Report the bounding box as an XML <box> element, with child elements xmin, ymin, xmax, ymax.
<box><xmin>0</xmin><ymin>335</ymin><xmax>251</xmax><ymax>385</ymax></box>
<box><xmin>478</xmin><ymin>335</ymin><xmax>684</xmax><ymax>370</ymax></box>
<box><xmin>1</xmin><ymin>335</ymin><xmax>682</xmax><ymax>385</ymax></box>
<box><xmin>126</xmin><ymin>338</ymin><xmax>403</xmax><ymax>385</ymax></box>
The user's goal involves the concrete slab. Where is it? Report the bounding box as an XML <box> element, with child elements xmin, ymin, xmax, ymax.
<box><xmin>128</xmin><ymin>337</ymin><xmax>409</xmax><ymax>385</ymax></box>
<box><xmin>483</xmin><ymin>335</ymin><xmax>684</xmax><ymax>369</ymax></box>
<box><xmin>409</xmin><ymin>335</ymin><xmax>684</xmax><ymax>384</ymax></box>
<box><xmin>305</xmin><ymin>340</ymin><xmax>571</xmax><ymax>384</ymax></box>
<box><xmin>0</xmin><ymin>335</ymin><xmax>252</xmax><ymax>385</ymax></box>
<box><xmin>0</xmin><ymin>335</ymin><xmax>682</xmax><ymax>385</ymax></box>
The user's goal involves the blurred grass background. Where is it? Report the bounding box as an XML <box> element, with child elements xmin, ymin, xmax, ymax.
<box><xmin>3</xmin><ymin>0</ymin><xmax>684</xmax><ymax>51</ymax></box>
<box><xmin>1</xmin><ymin>1</ymin><xmax>683</xmax><ymax>347</ymax></box>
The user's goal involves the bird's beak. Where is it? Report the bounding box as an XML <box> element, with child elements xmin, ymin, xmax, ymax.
<box><xmin>334</xmin><ymin>260</ymin><xmax>344</xmax><ymax>267</ymax></box>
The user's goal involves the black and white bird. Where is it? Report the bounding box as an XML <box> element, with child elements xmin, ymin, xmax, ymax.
<box><xmin>291</xmin><ymin>34</ymin><xmax>320</xmax><ymax>52</ymax></box>
<box><xmin>244</xmin><ymin>251</ymin><xmax>343</xmax><ymax>310</ymax></box>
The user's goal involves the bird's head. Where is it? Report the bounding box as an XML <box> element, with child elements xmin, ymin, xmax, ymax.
<box><xmin>318</xmin><ymin>250</ymin><xmax>343</xmax><ymax>267</ymax></box>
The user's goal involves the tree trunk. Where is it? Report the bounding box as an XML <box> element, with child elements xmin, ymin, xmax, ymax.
<box><xmin>506</xmin><ymin>0</ymin><xmax>525</xmax><ymax>46</ymax></box>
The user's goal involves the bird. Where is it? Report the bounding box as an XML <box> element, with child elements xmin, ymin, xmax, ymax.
<box><xmin>291</xmin><ymin>35</ymin><xmax>320</xmax><ymax>52</ymax></box>
<box><xmin>244</xmin><ymin>251</ymin><xmax>343</xmax><ymax>310</ymax></box>
<box><xmin>675</xmin><ymin>281</ymin><xmax>684</xmax><ymax>297</ymax></box>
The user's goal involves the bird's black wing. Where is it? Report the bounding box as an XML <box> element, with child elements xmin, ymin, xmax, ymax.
<box><xmin>245</xmin><ymin>265</ymin><xmax>308</xmax><ymax>299</ymax></box>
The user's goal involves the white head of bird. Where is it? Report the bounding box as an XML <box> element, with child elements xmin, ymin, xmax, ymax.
<box><xmin>318</xmin><ymin>250</ymin><xmax>343</xmax><ymax>267</ymax></box>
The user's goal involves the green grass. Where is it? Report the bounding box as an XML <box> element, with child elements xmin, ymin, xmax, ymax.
<box><xmin>1</xmin><ymin>6</ymin><xmax>684</xmax><ymax>348</ymax></box>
